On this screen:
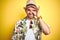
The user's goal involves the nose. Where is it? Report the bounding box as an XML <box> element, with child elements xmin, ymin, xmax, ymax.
<box><xmin>29</xmin><ymin>12</ymin><xmax>33</xmax><ymax>15</ymax></box>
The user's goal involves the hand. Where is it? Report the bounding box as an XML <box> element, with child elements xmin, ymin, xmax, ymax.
<box><xmin>15</xmin><ymin>28</ymin><xmax>19</xmax><ymax>33</ymax></box>
<box><xmin>33</xmin><ymin>6</ymin><xmax>42</xmax><ymax>19</ymax></box>
<box><xmin>34</xmin><ymin>13</ymin><xmax>42</xmax><ymax>20</ymax></box>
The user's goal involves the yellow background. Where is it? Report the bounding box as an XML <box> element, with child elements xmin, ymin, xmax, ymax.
<box><xmin>0</xmin><ymin>0</ymin><xmax>60</xmax><ymax>40</ymax></box>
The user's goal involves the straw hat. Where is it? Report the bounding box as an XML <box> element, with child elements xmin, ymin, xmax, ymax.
<box><xmin>26</xmin><ymin>0</ymin><xmax>36</xmax><ymax>6</ymax></box>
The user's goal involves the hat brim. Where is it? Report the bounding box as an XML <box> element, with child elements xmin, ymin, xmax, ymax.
<box><xmin>26</xmin><ymin>4</ymin><xmax>37</xmax><ymax>7</ymax></box>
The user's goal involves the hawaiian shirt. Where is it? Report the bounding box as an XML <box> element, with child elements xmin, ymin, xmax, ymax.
<box><xmin>12</xmin><ymin>17</ymin><xmax>42</xmax><ymax>40</ymax></box>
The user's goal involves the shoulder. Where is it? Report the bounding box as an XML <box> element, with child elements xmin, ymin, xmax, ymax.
<box><xmin>15</xmin><ymin>17</ymin><xmax>26</xmax><ymax>26</ymax></box>
<box><xmin>16</xmin><ymin>17</ymin><xmax>26</xmax><ymax>23</ymax></box>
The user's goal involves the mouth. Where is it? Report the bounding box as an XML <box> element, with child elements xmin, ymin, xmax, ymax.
<box><xmin>28</xmin><ymin>14</ymin><xmax>34</xmax><ymax>17</ymax></box>
<box><xmin>29</xmin><ymin>13</ymin><xmax>34</xmax><ymax>16</ymax></box>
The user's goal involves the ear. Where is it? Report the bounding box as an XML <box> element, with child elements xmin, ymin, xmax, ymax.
<box><xmin>24</xmin><ymin>7</ymin><xmax>27</xmax><ymax>12</ymax></box>
<box><xmin>24</xmin><ymin>7</ymin><xmax>26</xmax><ymax>10</ymax></box>
<box><xmin>37</xmin><ymin>6</ymin><xmax>40</xmax><ymax>11</ymax></box>
<box><xmin>24</xmin><ymin>7</ymin><xmax>27</xmax><ymax>13</ymax></box>
<box><xmin>36</xmin><ymin>6</ymin><xmax>40</xmax><ymax>12</ymax></box>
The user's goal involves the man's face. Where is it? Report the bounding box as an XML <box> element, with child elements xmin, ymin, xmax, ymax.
<box><xmin>25</xmin><ymin>5</ymin><xmax>38</xmax><ymax>19</ymax></box>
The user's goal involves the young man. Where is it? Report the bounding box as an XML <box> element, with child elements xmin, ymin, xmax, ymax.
<box><xmin>12</xmin><ymin>0</ymin><xmax>50</xmax><ymax>40</ymax></box>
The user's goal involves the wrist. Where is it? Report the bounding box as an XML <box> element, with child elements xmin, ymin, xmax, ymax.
<box><xmin>37</xmin><ymin>16</ymin><xmax>42</xmax><ymax>20</ymax></box>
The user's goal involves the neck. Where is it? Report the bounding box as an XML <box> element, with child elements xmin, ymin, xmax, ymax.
<box><xmin>27</xmin><ymin>17</ymin><xmax>33</xmax><ymax>21</ymax></box>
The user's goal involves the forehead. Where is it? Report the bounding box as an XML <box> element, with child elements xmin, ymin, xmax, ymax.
<box><xmin>27</xmin><ymin>7</ymin><xmax>36</xmax><ymax>10</ymax></box>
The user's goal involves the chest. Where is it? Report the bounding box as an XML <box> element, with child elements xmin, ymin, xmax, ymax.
<box><xmin>20</xmin><ymin>20</ymin><xmax>39</xmax><ymax>34</ymax></box>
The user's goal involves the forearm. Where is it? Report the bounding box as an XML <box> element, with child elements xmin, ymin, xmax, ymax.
<box><xmin>39</xmin><ymin>18</ymin><xmax>50</xmax><ymax>35</ymax></box>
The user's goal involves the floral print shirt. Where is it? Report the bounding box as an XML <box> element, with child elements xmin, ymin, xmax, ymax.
<box><xmin>12</xmin><ymin>17</ymin><xmax>42</xmax><ymax>40</ymax></box>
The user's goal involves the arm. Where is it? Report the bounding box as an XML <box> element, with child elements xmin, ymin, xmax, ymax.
<box><xmin>12</xmin><ymin>20</ymin><xmax>22</xmax><ymax>40</ymax></box>
<box><xmin>39</xmin><ymin>18</ymin><xmax>50</xmax><ymax>35</ymax></box>
<box><xmin>34</xmin><ymin>7</ymin><xmax>50</xmax><ymax>35</ymax></box>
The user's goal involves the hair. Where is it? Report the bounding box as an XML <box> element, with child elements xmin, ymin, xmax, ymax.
<box><xmin>25</xmin><ymin>4</ymin><xmax>38</xmax><ymax>10</ymax></box>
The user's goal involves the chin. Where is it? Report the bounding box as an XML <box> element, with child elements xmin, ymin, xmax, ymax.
<box><xmin>29</xmin><ymin>17</ymin><xmax>33</xmax><ymax>19</ymax></box>
<box><xmin>29</xmin><ymin>16</ymin><xmax>34</xmax><ymax>19</ymax></box>
<box><xmin>28</xmin><ymin>16</ymin><xmax>34</xmax><ymax>19</ymax></box>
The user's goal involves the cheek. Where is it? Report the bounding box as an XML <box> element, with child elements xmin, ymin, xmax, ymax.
<box><xmin>26</xmin><ymin>11</ymin><xmax>30</xmax><ymax>14</ymax></box>
<box><xmin>33</xmin><ymin>11</ymin><xmax>37</xmax><ymax>16</ymax></box>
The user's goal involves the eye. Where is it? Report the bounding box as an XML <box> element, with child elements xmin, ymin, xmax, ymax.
<box><xmin>33</xmin><ymin>10</ymin><xmax>36</xmax><ymax>11</ymax></box>
<box><xmin>27</xmin><ymin>9</ymin><xmax>30</xmax><ymax>11</ymax></box>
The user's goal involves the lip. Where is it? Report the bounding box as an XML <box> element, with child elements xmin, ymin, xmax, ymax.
<box><xmin>28</xmin><ymin>14</ymin><xmax>34</xmax><ymax>17</ymax></box>
<box><xmin>29</xmin><ymin>13</ymin><xmax>34</xmax><ymax>15</ymax></box>
<box><xmin>29</xmin><ymin>14</ymin><xmax>33</xmax><ymax>16</ymax></box>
